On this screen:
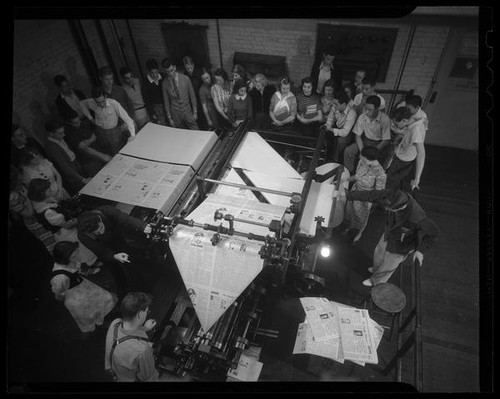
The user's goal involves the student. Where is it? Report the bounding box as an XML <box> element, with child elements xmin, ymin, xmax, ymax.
<box><xmin>211</xmin><ymin>68</ymin><xmax>232</xmax><ymax>128</ymax></box>
<box><xmin>11</xmin><ymin>124</ymin><xmax>46</xmax><ymax>168</ymax></box>
<box><xmin>50</xmin><ymin>241</ymin><xmax>117</xmax><ymax>334</ymax></box>
<box><xmin>44</xmin><ymin>119</ymin><xmax>90</xmax><ymax>194</ymax></box>
<box><xmin>161</xmin><ymin>58</ymin><xmax>198</xmax><ymax>130</ymax></box>
<box><xmin>343</xmin><ymin>95</ymin><xmax>391</xmax><ymax>174</ymax></box>
<box><xmin>198</xmin><ymin>68</ymin><xmax>218</xmax><ymax>130</ymax></box>
<box><xmin>396</xmin><ymin>94</ymin><xmax>428</xmax><ymax>131</ymax></box>
<box><xmin>352</xmin><ymin>76</ymin><xmax>386</xmax><ymax>115</ymax></box>
<box><xmin>227</xmin><ymin>79</ymin><xmax>252</xmax><ymax>128</ymax></box>
<box><xmin>53</xmin><ymin>74</ymin><xmax>87</xmax><ymax>122</ymax></box>
<box><xmin>99</xmin><ymin>66</ymin><xmax>135</xmax><ymax>120</ymax></box>
<box><xmin>386</xmin><ymin>106</ymin><xmax>426</xmax><ymax>193</ymax></box>
<box><xmin>104</xmin><ymin>292</ymin><xmax>159</xmax><ymax>382</ymax></box>
<box><xmin>344</xmin><ymin>189</ymin><xmax>439</xmax><ymax>286</ymax></box>
<box><xmin>343</xmin><ymin>146</ymin><xmax>387</xmax><ymax>243</ymax></box>
<box><xmin>180</xmin><ymin>56</ymin><xmax>205</xmax><ymax>128</ymax></box>
<box><xmin>269</xmin><ymin>77</ymin><xmax>297</xmax><ymax>131</ymax></box>
<box><xmin>324</xmin><ymin>90</ymin><xmax>357</xmax><ymax>163</ymax></box>
<box><xmin>320</xmin><ymin>79</ymin><xmax>339</xmax><ymax>123</ymax></box>
<box><xmin>295</xmin><ymin>77</ymin><xmax>323</xmax><ymax>137</ymax></box>
<box><xmin>310</xmin><ymin>45</ymin><xmax>342</xmax><ymax>95</ymax></box>
<box><xmin>142</xmin><ymin>59</ymin><xmax>166</xmax><ymax>125</ymax></box>
<box><xmin>80</xmin><ymin>86</ymin><xmax>136</xmax><ymax>156</ymax></box>
<box><xmin>249</xmin><ymin>73</ymin><xmax>276</xmax><ymax>130</ymax></box>
<box><xmin>352</xmin><ymin>69</ymin><xmax>367</xmax><ymax>95</ymax></box>
<box><xmin>120</xmin><ymin>67</ymin><xmax>150</xmax><ymax>130</ymax></box>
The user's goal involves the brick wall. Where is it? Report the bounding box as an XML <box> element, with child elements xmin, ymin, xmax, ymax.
<box><xmin>13</xmin><ymin>20</ymin><xmax>92</xmax><ymax>144</ymax></box>
<box><xmin>126</xmin><ymin>18</ymin><xmax>449</xmax><ymax>107</ymax></box>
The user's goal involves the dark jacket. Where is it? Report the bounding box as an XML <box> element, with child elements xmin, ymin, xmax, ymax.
<box><xmin>249</xmin><ymin>85</ymin><xmax>276</xmax><ymax>114</ymax></box>
<box><xmin>310</xmin><ymin>59</ymin><xmax>343</xmax><ymax>94</ymax></box>
<box><xmin>55</xmin><ymin>89</ymin><xmax>86</xmax><ymax>121</ymax></box>
<box><xmin>346</xmin><ymin>189</ymin><xmax>439</xmax><ymax>255</ymax></box>
<box><xmin>45</xmin><ymin>139</ymin><xmax>86</xmax><ymax>193</ymax></box>
<box><xmin>77</xmin><ymin>205</ymin><xmax>147</xmax><ymax>264</ymax></box>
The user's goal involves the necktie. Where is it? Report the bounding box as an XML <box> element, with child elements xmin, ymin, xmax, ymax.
<box><xmin>172</xmin><ymin>78</ymin><xmax>179</xmax><ymax>98</ymax></box>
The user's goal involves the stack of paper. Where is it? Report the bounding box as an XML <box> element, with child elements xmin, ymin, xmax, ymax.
<box><xmin>292</xmin><ymin>297</ymin><xmax>385</xmax><ymax>366</ymax></box>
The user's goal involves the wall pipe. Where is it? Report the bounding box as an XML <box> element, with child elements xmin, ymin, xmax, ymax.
<box><xmin>94</xmin><ymin>19</ymin><xmax>120</xmax><ymax>83</ymax></box>
<box><xmin>216</xmin><ymin>19</ymin><xmax>224</xmax><ymax>69</ymax></box>
<box><xmin>125</xmin><ymin>19</ymin><xmax>145</xmax><ymax>81</ymax></box>
<box><xmin>389</xmin><ymin>23</ymin><xmax>417</xmax><ymax>111</ymax></box>
<box><xmin>68</xmin><ymin>20</ymin><xmax>100</xmax><ymax>87</ymax></box>
<box><xmin>110</xmin><ymin>19</ymin><xmax>130</xmax><ymax>70</ymax></box>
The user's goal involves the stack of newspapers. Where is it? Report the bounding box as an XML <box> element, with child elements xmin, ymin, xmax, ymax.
<box><xmin>293</xmin><ymin>297</ymin><xmax>385</xmax><ymax>366</ymax></box>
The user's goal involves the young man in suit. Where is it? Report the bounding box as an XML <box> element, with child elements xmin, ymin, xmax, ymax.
<box><xmin>161</xmin><ymin>58</ymin><xmax>199</xmax><ymax>130</ymax></box>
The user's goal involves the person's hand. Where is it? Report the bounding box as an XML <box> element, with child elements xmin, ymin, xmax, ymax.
<box><xmin>193</xmin><ymin>111</ymin><xmax>198</xmax><ymax>120</ymax></box>
<box><xmin>151</xmin><ymin>114</ymin><xmax>159</xmax><ymax>124</ymax></box>
<box><xmin>411</xmin><ymin>179</ymin><xmax>420</xmax><ymax>191</ymax></box>
<box><xmin>207</xmin><ymin>121</ymin><xmax>213</xmax><ymax>130</ymax></box>
<box><xmin>103</xmin><ymin>154</ymin><xmax>112</xmax><ymax>163</ymax></box>
<box><xmin>272</xmin><ymin>120</ymin><xmax>283</xmax><ymax>127</ymax></box>
<box><xmin>144</xmin><ymin>319</ymin><xmax>157</xmax><ymax>331</ymax></box>
<box><xmin>413</xmin><ymin>251</ymin><xmax>424</xmax><ymax>266</ymax></box>
<box><xmin>143</xmin><ymin>224</ymin><xmax>152</xmax><ymax>235</ymax></box>
<box><xmin>127</xmin><ymin>135</ymin><xmax>136</xmax><ymax>143</ymax></box>
<box><xmin>114</xmin><ymin>252</ymin><xmax>131</xmax><ymax>264</ymax></box>
<box><xmin>82</xmin><ymin>178</ymin><xmax>91</xmax><ymax>185</ymax></box>
<box><xmin>168</xmin><ymin>116</ymin><xmax>175</xmax><ymax>127</ymax></box>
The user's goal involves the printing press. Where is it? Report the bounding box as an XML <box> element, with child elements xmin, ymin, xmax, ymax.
<box><xmin>77</xmin><ymin>119</ymin><xmax>350</xmax><ymax>380</ymax></box>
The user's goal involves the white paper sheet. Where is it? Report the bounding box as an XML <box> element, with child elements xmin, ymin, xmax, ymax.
<box><xmin>214</xmin><ymin>168</ymin><xmax>259</xmax><ymax>201</ymax></box>
<box><xmin>231</xmin><ymin>131</ymin><xmax>302</xmax><ymax>179</ymax></box>
<box><xmin>119</xmin><ymin>123</ymin><xmax>218</xmax><ymax>170</ymax></box>
<box><xmin>299</xmin><ymin>297</ymin><xmax>340</xmax><ymax>342</ymax></box>
<box><xmin>226</xmin><ymin>353</ymin><xmax>264</xmax><ymax>382</ymax></box>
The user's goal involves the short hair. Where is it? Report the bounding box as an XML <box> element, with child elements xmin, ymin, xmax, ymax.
<box><xmin>301</xmin><ymin>77</ymin><xmax>313</xmax><ymax>87</ymax></box>
<box><xmin>390</xmin><ymin>106</ymin><xmax>413</xmax><ymax>122</ymax></box>
<box><xmin>254</xmin><ymin>73</ymin><xmax>266</xmax><ymax>83</ymax></box>
<box><xmin>278</xmin><ymin>76</ymin><xmax>292</xmax><ymax>89</ymax></box>
<box><xmin>120</xmin><ymin>292</ymin><xmax>153</xmax><ymax>321</ymax></box>
<box><xmin>379</xmin><ymin>189</ymin><xmax>409</xmax><ymax>210</ymax></box>
<box><xmin>355</xmin><ymin>69</ymin><xmax>367</xmax><ymax>76</ymax></box>
<box><xmin>365</xmin><ymin>95</ymin><xmax>381</xmax><ymax>109</ymax></box>
<box><xmin>232</xmin><ymin>64</ymin><xmax>246</xmax><ymax>76</ymax></box>
<box><xmin>98</xmin><ymin>66</ymin><xmax>113</xmax><ymax>78</ymax></box>
<box><xmin>53</xmin><ymin>74</ymin><xmax>67</xmax><ymax>87</ymax></box>
<box><xmin>323</xmin><ymin>79</ymin><xmax>337</xmax><ymax>91</ymax></box>
<box><xmin>91</xmin><ymin>86</ymin><xmax>105</xmax><ymax>99</ymax></box>
<box><xmin>53</xmin><ymin>241</ymin><xmax>80</xmax><ymax>265</ymax></box>
<box><xmin>323</xmin><ymin>45</ymin><xmax>338</xmax><ymax>57</ymax></box>
<box><xmin>199</xmin><ymin>67</ymin><xmax>210</xmax><ymax>77</ymax></box>
<box><xmin>405</xmin><ymin>94</ymin><xmax>423</xmax><ymax>109</ymax></box>
<box><xmin>146</xmin><ymin>59</ymin><xmax>159</xmax><ymax>71</ymax></box>
<box><xmin>18</xmin><ymin>146</ymin><xmax>42</xmax><ymax>166</ymax></box>
<box><xmin>119</xmin><ymin>66</ymin><xmax>131</xmax><ymax>77</ymax></box>
<box><xmin>45</xmin><ymin>119</ymin><xmax>63</xmax><ymax>133</ymax></box>
<box><xmin>213</xmin><ymin>68</ymin><xmax>228</xmax><ymax>82</ymax></box>
<box><xmin>335</xmin><ymin>90</ymin><xmax>349</xmax><ymax>105</ymax></box>
<box><xmin>360</xmin><ymin>146</ymin><xmax>380</xmax><ymax>162</ymax></box>
<box><xmin>77</xmin><ymin>211</ymin><xmax>102</xmax><ymax>234</ymax></box>
<box><xmin>182</xmin><ymin>55</ymin><xmax>194</xmax><ymax>65</ymax></box>
<box><xmin>232</xmin><ymin>78</ymin><xmax>247</xmax><ymax>94</ymax></box>
<box><xmin>161</xmin><ymin>58</ymin><xmax>175</xmax><ymax>69</ymax></box>
<box><xmin>362</xmin><ymin>76</ymin><xmax>377</xmax><ymax>87</ymax></box>
<box><xmin>342</xmin><ymin>81</ymin><xmax>356</xmax><ymax>99</ymax></box>
<box><xmin>27</xmin><ymin>178</ymin><xmax>50</xmax><ymax>202</ymax></box>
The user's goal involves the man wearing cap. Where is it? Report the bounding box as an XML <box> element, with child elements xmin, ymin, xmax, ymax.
<box><xmin>345</xmin><ymin>188</ymin><xmax>439</xmax><ymax>286</ymax></box>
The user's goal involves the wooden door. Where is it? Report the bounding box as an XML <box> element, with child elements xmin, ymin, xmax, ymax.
<box><xmin>424</xmin><ymin>28</ymin><xmax>478</xmax><ymax>151</ymax></box>
<box><xmin>161</xmin><ymin>22</ymin><xmax>210</xmax><ymax>69</ymax></box>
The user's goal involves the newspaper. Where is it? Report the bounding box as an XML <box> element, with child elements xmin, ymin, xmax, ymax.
<box><xmin>294</xmin><ymin>299</ymin><xmax>385</xmax><ymax>366</ymax></box>
<box><xmin>336</xmin><ymin>306</ymin><xmax>379</xmax><ymax>364</ymax></box>
<box><xmin>292</xmin><ymin>321</ymin><xmax>343</xmax><ymax>363</ymax></box>
<box><xmin>79</xmin><ymin>154</ymin><xmax>193</xmax><ymax>213</ymax></box>
<box><xmin>299</xmin><ymin>297</ymin><xmax>340</xmax><ymax>342</ymax></box>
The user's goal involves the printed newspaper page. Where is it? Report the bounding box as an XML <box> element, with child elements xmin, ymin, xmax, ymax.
<box><xmin>292</xmin><ymin>321</ymin><xmax>343</xmax><ymax>363</ymax></box>
<box><xmin>299</xmin><ymin>297</ymin><xmax>340</xmax><ymax>342</ymax></box>
<box><xmin>336</xmin><ymin>306</ymin><xmax>379</xmax><ymax>364</ymax></box>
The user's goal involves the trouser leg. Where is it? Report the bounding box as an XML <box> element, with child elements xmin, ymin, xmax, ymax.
<box><xmin>371</xmin><ymin>235</ymin><xmax>409</xmax><ymax>284</ymax></box>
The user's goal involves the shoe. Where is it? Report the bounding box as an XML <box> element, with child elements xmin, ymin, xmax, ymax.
<box><xmin>362</xmin><ymin>279</ymin><xmax>373</xmax><ymax>287</ymax></box>
<box><xmin>368</xmin><ymin>267</ymin><xmax>374</xmax><ymax>273</ymax></box>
